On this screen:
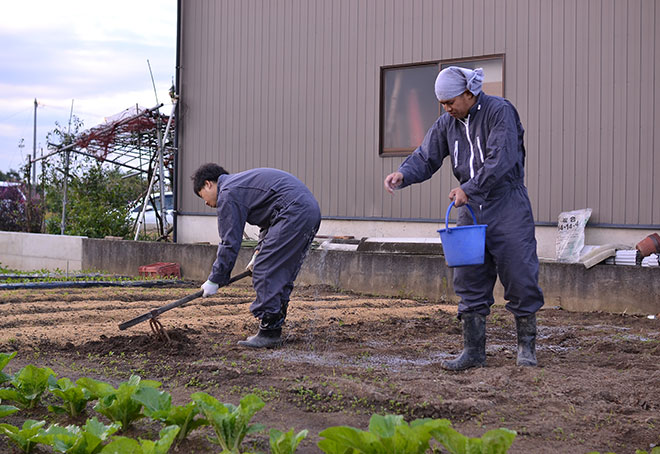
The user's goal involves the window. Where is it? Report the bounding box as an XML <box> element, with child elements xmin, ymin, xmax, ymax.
<box><xmin>380</xmin><ymin>55</ymin><xmax>504</xmax><ymax>156</ymax></box>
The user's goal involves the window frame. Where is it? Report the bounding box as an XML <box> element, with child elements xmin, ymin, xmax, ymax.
<box><xmin>379</xmin><ymin>54</ymin><xmax>505</xmax><ymax>157</ymax></box>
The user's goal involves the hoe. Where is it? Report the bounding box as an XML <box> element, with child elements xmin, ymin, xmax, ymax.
<box><xmin>118</xmin><ymin>269</ymin><xmax>252</xmax><ymax>340</ymax></box>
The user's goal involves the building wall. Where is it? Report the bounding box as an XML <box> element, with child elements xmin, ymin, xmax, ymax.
<box><xmin>177</xmin><ymin>0</ymin><xmax>660</xmax><ymax>229</ymax></box>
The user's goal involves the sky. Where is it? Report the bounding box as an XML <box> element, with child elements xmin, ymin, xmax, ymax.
<box><xmin>0</xmin><ymin>0</ymin><xmax>178</xmax><ymax>175</ymax></box>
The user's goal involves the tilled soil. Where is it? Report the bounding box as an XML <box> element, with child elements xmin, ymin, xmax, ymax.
<box><xmin>0</xmin><ymin>283</ymin><xmax>659</xmax><ymax>453</ymax></box>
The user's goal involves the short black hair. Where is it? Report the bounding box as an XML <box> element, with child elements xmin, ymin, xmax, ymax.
<box><xmin>191</xmin><ymin>163</ymin><xmax>229</xmax><ymax>195</ymax></box>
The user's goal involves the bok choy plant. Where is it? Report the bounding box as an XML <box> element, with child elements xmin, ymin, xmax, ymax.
<box><xmin>0</xmin><ymin>364</ymin><xmax>55</xmax><ymax>409</ymax></box>
<box><xmin>48</xmin><ymin>376</ymin><xmax>95</xmax><ymax>418</ymax></box>
<box><xmin>430</xmin><ymin>425</ymin><xmax>517</xmax><ymax>454</ymax></box>
<box><xmin>190</xmin><ymin>391</ymin><xmax>265</xmax><ymax>453</ymax></box>
<box><xmin>0</xmin><ymin>400</ymin><xmax>19</xmax><ymax>419</ymax></box>
<box><xmin>269</xmin><ymin>428</ymin><xmax>309</xmax><ymax>454</ymax></box>
<box><xmin>77</xmin><ymin>375</ymin><xmax>161</xmax><ymax>431</ymax></box>
<box><xmin>0</xmin><ymin>351</ymin><xmax>16</xmax><ymax>384</ymax></box>
<box><xmin>133</xmin><ymin>386</ymin><xmax>208</xmax><ymax>443</ymax></box>
<box><xmin>318</xmin><ymin>413</ymin><xmax>451</xmax><ymax>454</ymax></box>
<box><xmin>39</xmin><ymin>417</ymin><xmax>120</xmax><ymax>454</ymax></box>
<box><xmin>98</xmin><ymin>425</ymin><xmax>180</xmax><ymax>454</ymax></box>
<box><xmin>0</xmin><ymin>419</ymin><xmax>46</xmax><ymax>453</ymax></box>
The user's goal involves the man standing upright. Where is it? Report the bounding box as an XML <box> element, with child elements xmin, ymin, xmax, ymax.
<box><xmin>192</xmin><ymin>164</ymin><xmax>321</xmax><ymax>348</ymax></box>
<box><xmin>384</xmin><ymin>66</ymin><xmax>544</xmax><ymax>370</ymax></box>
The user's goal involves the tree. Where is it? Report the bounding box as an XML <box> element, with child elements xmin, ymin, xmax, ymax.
<box><xmin>41</xmin><ymin>157</ymin><xmax>143</xmax><ymax>238</ymax></box>
<box><xmin>39</xmin><ymin>117</ymin><xmax>145</xmax><ymax>239</ymax></box>
<box><xmin>0</xmin><ymin>169</ymin><xmax>21</xmax><ymax>182</ymax></box>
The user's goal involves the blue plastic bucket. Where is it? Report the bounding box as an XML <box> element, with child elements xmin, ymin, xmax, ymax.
<box><xmin>437</xmin><ymin>201</ymin><xmax>487</xmax><ymax>267</ymax></box>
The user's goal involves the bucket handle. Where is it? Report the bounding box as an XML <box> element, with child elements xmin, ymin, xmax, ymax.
<box><xmin>445</xmin><ymin>201</ymin><xmax>477</xmax><ymax>230</ymax></box>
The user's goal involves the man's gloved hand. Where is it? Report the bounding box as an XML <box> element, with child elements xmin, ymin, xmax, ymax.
<box><xmin>246</xmin><ymin>249</ymin><xmax>259</xmax><ymax>272</ymax></box>
<box><xmin>201</xmin><ymin>280</ymin><xmax>219</xmax><ymax>297</ymax></box>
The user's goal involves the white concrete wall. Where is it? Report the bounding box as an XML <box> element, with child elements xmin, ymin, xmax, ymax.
<box><xmin>176</xmin><ymin>215</ymin><xmax>657</xmax><ymax>262</ymax></box>
<box><xmin>0</xmin><ymin>231</ymin><xmax>85</xmax><ymax>272</ymax></box>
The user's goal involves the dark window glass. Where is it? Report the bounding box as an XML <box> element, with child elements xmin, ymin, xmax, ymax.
<box><xmin>380</xmin><ymin>56</ymin><xmax>504</xmax><ymax>156</ymax></box>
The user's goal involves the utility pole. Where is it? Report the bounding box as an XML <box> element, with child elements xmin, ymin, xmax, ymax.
<box><xmin>61</xmin><ymin>100</ymin><xmax>74</xmax><ymax>234</ymax></box>
<box><xmin>32</xmin><ymin>98</ymin><xmax>37</xmax><ymax>188</ymax></box>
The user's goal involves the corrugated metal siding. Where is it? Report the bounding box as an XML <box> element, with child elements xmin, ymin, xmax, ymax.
<box><xmin>178</xmin><ymin>0</ymin><xmax>660</xmax><ymax>226</ymax></box>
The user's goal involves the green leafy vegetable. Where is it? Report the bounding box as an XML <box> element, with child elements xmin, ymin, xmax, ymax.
<box><xmin>635</xmin><ymin>449</ymin><xmax>660</xmax><ymax>454</ymax></box>
<box><xmin>0</xmin><ymin>419</ymin><xmax>46</xmax><ymax>453</ymax></box>
<box><xmin>133</xmin><ymin>387</ymin><xmax>208</xmax><ymax>443</ymax></box>
<box><xmin>39</xmin><ymin>417</ymin><xmax>120</xmax><ymax>454</ymax></box>
<box><xmin>0</xmin><ymin>351</ymin><xmax>17</xmax><ymax>384</ymax></box>
<box><xmin>48</xmin><ymin>376</ymin><xmax>95</xmax><ymax>418</ymax></box>
<box><xmin>77</xmin><ymin>375</ymin><xmax>161</xmax><ymax>430</ymax></box>
<box><xmin>269</xmin><ymin>428</ymin><xmax>309</xmax><ymax>454</ymax></box>
<box><xmin>190</xmin><ymin>392</ymin><xmax>265</xmax><ymax>453</ymax></box>
<box><xmin>0</xmin><ymin>364</ymin><xmax>55</xmax><ymax>409</ymax></box>
<box><xmin>98</xmin><ymin>425</ymin><xmax>180</xmax><ymax>454</ymax></box>
<box><xmin>430</xmin><ymin>425</ymin><xmax>516</xmax><ymax>454</ymax></box>
<box><xmin>0</xmin><ymin>403</ymin><xmax>19</xmax><ymax>418</ymax></box>
<box><xmin>318</xmin><ymin>414</ymin><xmax>451</xmax><ymax>454</ymax></box>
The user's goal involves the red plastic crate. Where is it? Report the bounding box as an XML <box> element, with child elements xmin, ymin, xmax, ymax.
<box><xmin>138</xmin><ymin>262</ymin><xmax>181</xmax><ymax>278</ymax></box>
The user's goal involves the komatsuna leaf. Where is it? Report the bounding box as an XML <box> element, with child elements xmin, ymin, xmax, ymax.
<box><xmin>98</xmin><ymin>437</ymin><xmax>142</xmax><ymax>454</ymax></box>
<box><xmin>368</xmin><ymin>414</ymin><xmax>403</xmax><ymax>439</ymax></box>
<box><xmin>0</xmin><ymin>365</ymin><xmax>55</xmax><ymax>409</ymax></box>
<box><xmin>164</xmin><ymin>402</ymin><xmax>208</xmax><ymax>442</ymax></box>
<box><xmin>0</xmin><ymin>419</ymin><xmax>46</xmax><ymax>453</ymax></box>
<box><xmin>98</xmin><ymin>425</ymin><xmax>180</xmax><ymax>454</ymax></box>
<box><xmin>137</xmin><ymin>425</ymin><xmax>180</xmax><ymax>454</ymax></box>
<box><xmin>133</xmin><ymin>387</ymin><xmax>172</xmax><ymax>420</ymax></box>
<box><xmin>316</xmin><ymin>438</ymin><xmax>356</xmax><ymax>454</ymax></box>
<box><xmin>75</xmin><ymin>377</ymin><xmax>116</xmax><ymax>399</ymax></box>
<box><xmin>317</xmin><ymin>425</ymin><xmax>379</xmax><ymax>453</ymax></box>
<box><xmin>191</xmin><ymin>392</ymin><xmax>265</xmax><ymax>452</ymax></box>
<box><xmin>48</xmin><ymin>376</ymin><xmax>94</xmax><ymax>417</ymax></box>
<box><xmin>319</xmin><ymin>414</ymin><xmax>449</xmax><ymax>454</ymax></box>
<box><xmin>40</xmin><ymin>417</ymin><xmax>120</xmax><ymax>454</ymax></box>
<box><xmin>78</xmin><ymin>375</ymin><xmax>161</xmax><ymax>430</ymax></box>
<box><xmin>480</xmin><ymin>428</ymin><xmax>516</xmax><ymax>454</ymax></box>
<box><xmin>269</xmin><ymin>428</ymin><xmax>309</xmax><ymax>454</ymax></box>
<box><xmin>0</xmin><ymin>351</ymin><xmax>17</xmax><ymax>384</ymax></box>
<box><xmin>133</xmin><ymin>387</ymin><xmax>207</xmax><ymax>442</ymax></box>
<box><xmin>431</xmin><ymin>425</ymin><xmax>517</xmax><ymax>454</ymax></box>
<box><xmin>0</xmin><ymin>404</ymin><xmax>19</xmax><ymax>418</ymax></box>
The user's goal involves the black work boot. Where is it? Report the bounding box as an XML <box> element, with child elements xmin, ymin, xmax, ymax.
<box><xmin>237</xmin><ymin>327</ymin><xmax>282</xmax><ymax>348</ymax></box>
<box><xmin>238</xmin><ymin>312</ymin><xmax>283</xmax><ymax>349</ymax></box>
<box><xmin>440</xmin><ymin>312</ymin><xmax>487</xmax><ymax>371</ymax></box>
<box><xmin>515</xmin><ymin>314</ymin><xmax>537</xmax><ymax>366</ymax></box>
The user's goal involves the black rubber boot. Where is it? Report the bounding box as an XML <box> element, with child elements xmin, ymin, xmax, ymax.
<box><xmin>237</xmin><ymin>327</ymin><xmax>282</xmax><ymax>348</ymax></box>
<box><xmin>515</xmin><ymin>314</ymin><xmax>537</xmax><ymax>366</ymax></box>
<box><xmin>238</xmin><ymin>312</ymin><xmax>283</xmax><ymax>349</ymax></box>
<box><xmin>440</xmin><ymin>312</ymin><xmax>487</xmax><ymax>371</ymax></box>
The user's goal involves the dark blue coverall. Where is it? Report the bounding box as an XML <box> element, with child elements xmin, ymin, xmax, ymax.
<box><xmin>398</xmin><ymin>92</ymin><xmax>544</xmax><ymax>317</ymax></box>
<box><xmin>207</xmin><ymin>168</ymin><xmax>321</xmax><ymax>326</ymax></box>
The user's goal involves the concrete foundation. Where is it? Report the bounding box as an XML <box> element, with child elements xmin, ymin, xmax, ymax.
<box><xmin>0</xmin><ymin>232</ymin><xmax>84</xmax><ymax>272</ymax></box>
<box><xmin>175</xmin><ymin>215</ymin><xmax>657</xmax><ymax>261</ymax></box>
<box><xmin>2</xmin><ymin>232</ymin><xmax>658</xmax><ymax>316</ymax></box>
<box><xmin>79</xmin><ymin>237</ymin><xmax>659</xmax><ymax>316</ymax></box>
